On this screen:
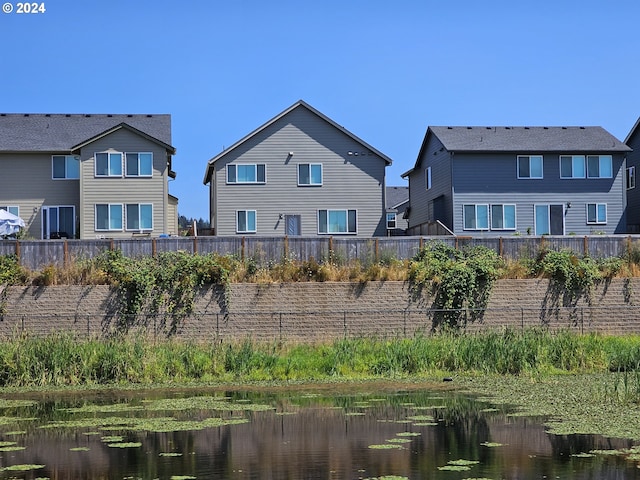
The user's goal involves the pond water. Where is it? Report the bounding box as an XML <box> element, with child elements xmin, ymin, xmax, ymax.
<box><xmin>0</xmin><ymin>383</ymin><xmax>637</xmax><ymax>479</ymax></box>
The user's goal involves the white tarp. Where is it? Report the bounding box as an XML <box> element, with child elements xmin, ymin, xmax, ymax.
<box><xmin>0</xmin><ymin>209</ymin><xmax>25</xmax><ymax>236</ymax></box>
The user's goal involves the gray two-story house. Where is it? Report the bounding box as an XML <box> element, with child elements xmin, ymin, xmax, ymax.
<box><xmin>0</xmin><ymin>114</ymin><xmax>177</xmax><ymax>239</ymax></box>
<box><xmin>203</xmin><ymin>100</ymin><xmax>392</xmax><ymax>237</ymax></box>
<box><xmin>624</xmin><ymin>118</ymin><xmax>640</xmax><ymax>232</ymax></box>
<box><xmin>402</xmin><ymin>126</ymin><xmax>631</xmax><ymax>236</ymax></box>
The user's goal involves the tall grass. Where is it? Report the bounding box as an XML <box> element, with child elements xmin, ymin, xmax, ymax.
<box><xmin>0</xmin><ymin>330</ymin><xmax>639</xmax><ymax>388</ymax></box>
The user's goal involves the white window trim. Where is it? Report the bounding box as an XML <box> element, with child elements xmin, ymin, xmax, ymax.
<box><xmin>226</xmin><ymin>164</ymin><xmax>266</xmax><ymax>184</ymax></box>
<box><xmin>627</xmin><ymin>166</ymin><xmax>636</xmax><ymax>190</ymax></box>
<box><xmin>587</xmin><ymin>155</ymin><xmax>613</xmax><ymax>179</ymax></box>
<box><xmin>236</xmin><ymin>209</ymin><xmax>257</xmax><ymax>233</ymax></box>
<box><xmin>0</xmin><ymin>205</ymin><xmax>19</xmax><ymax>217</ymax></box>
<box><xmin>463</xmin><ymin>204</ymin><xmax>489</xmax><ymax>231</ymax></box>
<box><xmin>559</xmin><ymin>155</ymin><xmax>586</xmax><ymax>179</ymax></box>
<box><xmin>386</xmin><ymin>212</ymin><xmax>397</xmax><ymax>229</ymax></box>
<box><xmin>125</xmin><ymin>152</ymin><xmax>153</xmax><ymax>178</ymax></box>
<box><xmin>95</xmin><ymin>203</ymin><xmax>123</xmax><ymax>232</ymax></box>
<box><xmin>52</xmin><ymin>155</ymin><xmax>80</xmax><ymax>180</ymax></box>
<box><xmin>42</xmin><ymin>205</ymin><xmax>76</xmax><ymax>239</ymax></box>
<box><xmin>95</xmin><ymin>152</ymin><xmax>123</xmax><ymax>178</ymax></box>
<box><xmin>517</xmin><ymin>155</ymin><xmax>544</xmax><ymax>179</ymax></box>
<box><xmin>317</xmin><ymin>209</ymin><xmax>358</xmax><ymax>235</ymax></box>
<box><xmin>125</xmin><ymin>203</ymin><xmax>154</xmax><ymax>231</ymax></box>
<box><xmin>297</xmin><ymin>163</ymin><xmax>323</xmax><ymax>186</ymax></box>
<box><xmin>586</xmin><ymin>203</ymin><xmax>607</xmax><ymax>225</ymax></box>
<box><xmin>490</xmin><ymin>204</ymin><xmax>517</xmax><ymax>231</ymax></box>
<box><xmin>426</xmin><ymin>166</ymin><xmax>432</xmax><ymax>190</ymax></box>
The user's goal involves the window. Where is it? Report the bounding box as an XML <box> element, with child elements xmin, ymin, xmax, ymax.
<box><xmin>318</xmin><ymin>209</ymin><xmax>357</xmax><ymax>234</ymax></box>
<box><xmin>560</xmin><ymin>155</ymin><xmax>586</xmax><ymax>179</ymax></box>
<box><xmin>628</xmin><ymin>166</ymin><xmax>636</xmax><ymax>190</ymax></box>
<box><xmin>386</xmin><ymin>213</ymin><xmax>397</xmax><ymax>229</ymax></box>
<box><xmin>587</xmin><ymin>155</ymin><xmax>613</xmax><ymax>178</ymax></box>
<box><xmin>0</xmin><ymin>206</ymin><xmax>19</xmax><ymax>216</ymax></box>
<box><xmin>426</xmin><ymin>166</ymin><xmax>432</xmax><ymax>190</ymax></box>
<box><xmin>95</xmin><ymin>152</ymin><xmax>123</xmax><ymax>177</ymax></box>
<box><xmin>535</xmin><ymin>204</ymin><xmax>564</xmax><ymax>235</ymax></box>
<box><xmin>517</xmin><ymin>155</ymin><xmax>543</xmax><ymax>179</ymax></box>
<box><xmin>463</xmin><ymin>204</ymin><xmax>489</xmax><ymax>230</ymax></box>
<box><xmin>125</xmin><ymin>153</ymin><xmax>153</xmax><ymax>177</ymax></box>
<box><xmin>52</xmin><ymin>155</ymin><xmax>80</xmax><ymax>179</ymax></box>
<box><xmin>95</xmin><ymin>204</ymin><xmax>123</xmax><ymax>231</ymax></box>
<box><xmin>126</xmin><ymin>204</ymin><xmax>153</xmax><ymax>230</ymax></box>
<box><xmin>227</xmin><ymin>164</ymin><xmax>266</xmax><ymax>184</ymax></box>
<box><xmin>298</xmin><ymin>164</ymin><xmax>322</xmax><ymax>185</ymax></box>
<box><xmin>490</xmin><ymin>204</ymin><xmax>516</xmax><ymax>230</ymax></box>
<box><xmin>587</xmin><ymin>203</ymin><xmax>607</xmax><ymax>224</ymax></box>
<box><xmin>236</xmin><ymin>210</ymin><xmax>256</xmax><ymax>233</ymax></box>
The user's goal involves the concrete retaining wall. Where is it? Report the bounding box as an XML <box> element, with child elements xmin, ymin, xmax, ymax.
<box><xmin>2</xmin><ymin>279</ymin><xmax>640</xmax><ymax>341</ymax></box>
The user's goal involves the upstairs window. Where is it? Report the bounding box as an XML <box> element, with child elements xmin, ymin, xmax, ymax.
<box><xmin>52</xmin><ymin>155</ymin><xmax>80</xmax><ymax>179</ymax></box>
<box><xmin>517</xmin><ymin>155</ymin><xmax>543</xmax><ymax>179</ymax></box>
<box><xmin>560</xmin><ymin>155</ymin><xmax>586</xmax><ymax>179</ymax></box>
<box><xmin>298</xmin><ymin>164</ymin><xmax>322</xmax><ymax>186</ymax></box>
<box><xmin>95</xmin><ymin>152</ymin><xmax>123</xmax><ymax>177</ymax></box>
<box><xmin>587</xmin><ymin>155</ymin><xmax>613</xmax><ymax>178</ymax></box>
<box><xmin>318</xmin><ymin>209</ymin><xmax>357</xmax><ymax>234</ymax></box>
<box><xmin>227</xmin><ymin>164</ymin><xmax>266</xmax><ymax>184</ymax></box>
<box><xmin>125</xmin><ymin>153</ymin><xmax>153</xmax><ymax>177</ymax></box>
<box><xmin>627</xmin><ymin>166</ymin><xmax>636</xmax><ymax>190</ymax></box>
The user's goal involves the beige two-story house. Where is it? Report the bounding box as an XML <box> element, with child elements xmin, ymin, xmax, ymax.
<box><xmin>0</xmin><ymin>114</ymin><xmax>177</xmax><ymax>239</ymax></box>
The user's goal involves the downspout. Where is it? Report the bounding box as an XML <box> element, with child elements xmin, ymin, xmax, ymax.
<box><xmin>450</xmin><ymin>151</ymin><xmax>455</xmax><ymax>235</ymax></box>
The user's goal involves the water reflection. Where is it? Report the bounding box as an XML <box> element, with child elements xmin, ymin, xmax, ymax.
<box><xmin>0</xmin><ymin>385</ymin><xmax>636</xmax><ymax>479</ymax></box>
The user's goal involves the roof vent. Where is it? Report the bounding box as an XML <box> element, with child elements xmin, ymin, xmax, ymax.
<box><xmin>24</xmin><ymin>114</ymin><xmax>29</xmax><ymax>117</ymax></box>
<box><xmin>0</xmin><ymin>114</ymin><xmax>5</xmax><ymax>117</ymax></box>
<box><xmin>543</xmin><ymin>127</ymin><xmax>548</xmax><ymax>129</ymax></box>
<box><xmin>562</xmin><ymin>127</ymin><xmax>567</xmax><ymax>129</ymax></box>
<box><xmin>85</xmin><ymin>114</ymin><xmax>91</xmax><ymax>117</ymax></box>
<box><xmin>146</xmin><ymin>114</ymin><xmax>152</xmax><ymax>117</ymax></box>
<box><xmin>486</xmin><ymin>127</ymin><xmax>492</xmax><ymax>130</ymax></box>
<box><xmin>505</xmin><ymin>127</ymin><xmax>511</xmax><ymax>130</ymax></box>
<box><xmin>127</xmin><ymin>114</ymin><xmax>133</xmax><ymax>117</ymax></box>
<box><xmin>580</xmin><ymin>126</ymin><xmax>585</xmax><ymax>129</ymax></box>
<box><xmin>466</xmin><ymin>126</ymin><xmax>472</xmax><ymax>129</ymax></box>
<box><xmin>45</xmin><ymin>114</ymin><xmax>51</xmax><ymax>117</ymax></box>
<box><xmin>107</xmin><ymin>114</ymin><xmax>113</xmax><ymax>117</ymax></box>
<box><xmin>65</xmin><ymin>114</ymin><xmax>71</xmax><ymax>117</ymax></box>
<box><xmin>524</xmin><ymin>127</ymin><xmax>529</xmax><ymax>129</ymax></box>
<box><xmin>447</xmin><ymin>126</ymin><xmax>453</xmax><ymax>129</ymax></box>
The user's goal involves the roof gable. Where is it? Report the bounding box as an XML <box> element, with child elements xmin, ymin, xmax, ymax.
<box><xmin>203</xmin><ymin>100</ymin><xmax>392</xmax><ymax>184</ymax></box>
<box><xmin>0</xmin><ymin>113</ymin><xmax>173</xmax><ymax>152</ymax></box>
<box><xmin>625</xmin><ymin>117</ymin><xmax>640</xmax><ymax>146</ymax></box>
<box><xmin>71</xmin><ymin>122</ymin><xmax>175</xmax><ymax>154</ymax></box>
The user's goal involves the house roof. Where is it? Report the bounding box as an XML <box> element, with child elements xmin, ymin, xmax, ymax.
<box><xmin>429</xmin><ymin>126</ymin><xmax>630</xmax><ymax>153</ymax></box>
<box><xmin>402</xmin><ymin>125</ymin><xmax>630</xmax><ymax>177</ymax></box>
<box><xmin>203</xmin><ymin>100</ymin><xmax>392</xmax><ymax>184</ymax></box>
<box><xmin>386</xmin><ymin>186</ymin><xmax>408</xmax><ymax>210</ymax></box>
<box><xmin>624</xmin><ymin>117</ymin><xmax>640</xmax><ymax>145</ymax></box>
<box><xmin>0</xmin><ymin>113</ymin><xmax>174</xmax><ymax>153</ymax></box>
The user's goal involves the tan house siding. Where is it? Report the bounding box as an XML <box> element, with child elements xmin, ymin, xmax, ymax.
<box><xmin>0</xmin><ymin>153</ymin><xmax>79</xmax><ymax>239</ymax></box>
<box><xmin>79</xmin><ymin>129</ymin><xmax>169</xmax><ymax>239</ymax></box>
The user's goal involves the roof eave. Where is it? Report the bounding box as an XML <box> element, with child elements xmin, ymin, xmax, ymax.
<box><xmin>71</xmin><ymin>123</ymin><xmax>176</xmax><ymax>154</ymax></box>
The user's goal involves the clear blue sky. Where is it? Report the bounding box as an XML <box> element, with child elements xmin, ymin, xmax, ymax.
<box><xmin>2</xmin><ymin>0</ymin><xmax>639</xmax><ymax>220</ymax></box>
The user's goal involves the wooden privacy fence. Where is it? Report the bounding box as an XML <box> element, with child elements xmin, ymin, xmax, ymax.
<box><xmin>1</xmin><ymin>235</ymin><xmax>640</xmax><ymax>270</ymax></box>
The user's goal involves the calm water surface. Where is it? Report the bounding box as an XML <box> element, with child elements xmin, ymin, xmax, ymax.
<box><xmin>0</xmin><ymin>383</ymin><xmax>637</xmax><ymax>479</ymax></box>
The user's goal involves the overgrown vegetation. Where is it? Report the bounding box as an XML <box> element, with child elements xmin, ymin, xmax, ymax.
<box><xmin>0</xmin><ymin>330</ymin><xmax>638</xmax><ymax>391</ymax></box>
<box><xmin>408</xmin><ymin>243</ymin><xmax>503</xmax><ymax>329</ymax></box>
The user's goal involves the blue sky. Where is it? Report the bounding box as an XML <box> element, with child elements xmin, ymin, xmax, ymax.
<box><xmin>2</xmin><ymin>0</ymin><xmax>639</xmax><ymax>220</ymax></box>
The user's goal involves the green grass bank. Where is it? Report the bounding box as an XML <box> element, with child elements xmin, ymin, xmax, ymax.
<box><xmin>1</xmin><ymin>329</ymin><xmax>639</xmax><ymax>388</ymax></box>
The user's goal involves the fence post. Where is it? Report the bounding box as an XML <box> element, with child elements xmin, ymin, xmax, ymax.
<box><xmin>329</xmin><ymin>237</ymin><xmax>334</xmax><ymax>262</ymax></box>
<box><xmin>583</xmin><ymin>236</ymin><xmax>588</xmax><ymax>257</ymax></box>
<box><xmin>375</xmin><ymin>238</ymin><xmax>379</xmax><ymax>263</ymax></box>
<box><xmin>193</xmin><ymin>236</ymin><xmax>198</xmax><ymax>254</ymax></box>
<box><xmin>152</xmin><ymin>238</ymin><xmax>157</xmax><ymax>257</ymax></box>
<box><xmin>63</xmin><ymin>239</ymin><xmax>69</xmax><ymax>267</ymax></box>
<box><xmin>15</xmin><ymin>240</ymin><xmax>20</xmax><ymax>265</ymax></box>
<box><xmin>241</xmin><ymin>237</ymin><xmax>245</xmax><ymax>261</ymax></box>
<box><xmin>419</xmin><ymin>237</ymin><xmax>423</xmax><ymax>250</ymax></box>
<box><xmin>284</xmin><ymin>236</ymin><xmax>288</xmax><ymax>260</ymax></box>
<box><xmin>499</xmin><ymin>237</ymin><xmax>503</xmax><ymax>257</ymax></box>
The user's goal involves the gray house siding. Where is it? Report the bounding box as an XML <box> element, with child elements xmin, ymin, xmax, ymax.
<box><xmin>626</xmin><ymin>125</ymin><xmax>640</xmax><ymax>232</ymax></box>
<box><xmin>209</xmin><ymin>104</ymin><xmax>387</xmax><ymax>237</ymax></box>
<box><xmin>450</xmin><ymin>153</ymin><xmax>627</xmax><ymax>236</ymax></box>
<box><xmin>0</xmin><ymin>153</ymin><xmax>80</xmax><ymax>239</ymax></box>
<box><xmin>79</xmin><ymin>128</ymin><xmax>170</xmax><ymax>239</ymax></box>
<box><xmin>405</xmin><ymin>135</ymin><xmax>453</xmax><ymax>232</ymax></box>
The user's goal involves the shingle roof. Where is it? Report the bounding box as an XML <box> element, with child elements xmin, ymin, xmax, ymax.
<box><xmin>386</xmin><ymin>186</ymin><xmax>408</xmax><ymax>209</ymax></box>
<box><xmin>429</xmin><ymin>126</ymin><xmax>631</xmax><ymax>152</ymax></box>
<box><xmin>0</xmin><ymin>113</ymin><xmax>173</xmax><ymax>152</ymax></box>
